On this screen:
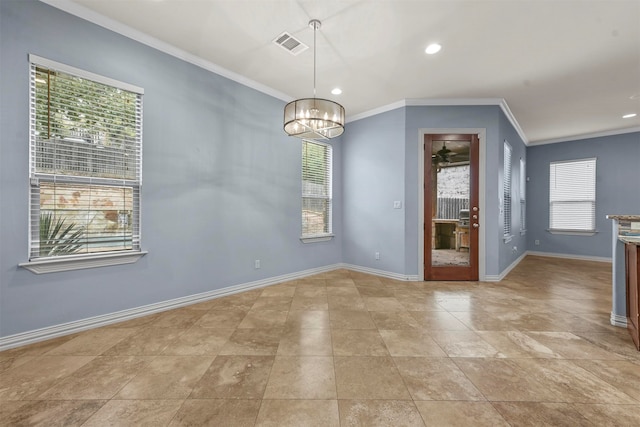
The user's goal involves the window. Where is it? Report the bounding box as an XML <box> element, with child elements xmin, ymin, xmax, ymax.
<box><xmin>301</xmin><ymin>140</ymin><xmax>332</xmax><ymax>240</ymax></box>
<box><xmin>27</xmin><ymin>55</ymin><xmax>143</xmax><ymax>266</ymax></box>
<box><xmin>549</xmin><ymin>158</ymin><xmax>596</xmax><ymax>233</ymax></box>
<box><xmin>503</xmin><ymin>141</ymin><xmax>512</xmax><ymax>238</ymax></box>
<box><xmin>520</xmin><ymin>158</ymin><xmax>526</xmax><ymax>233</ymax></box>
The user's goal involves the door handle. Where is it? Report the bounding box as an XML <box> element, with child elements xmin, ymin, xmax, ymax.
<box><xmin>472</xmin><ymin>207</ymin><xmax>478</xmax><ymax>212</ymax></box>
<box><xmin>472</xmin><ymin>223</ymin><xmax>479</xmax><ymax>228</ymax></box>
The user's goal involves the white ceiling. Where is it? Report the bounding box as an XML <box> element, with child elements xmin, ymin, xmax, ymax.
<box><xmin>48</xmin><ymin>0</ymin><xmax>640</xmax><ymax>144</ymax></box>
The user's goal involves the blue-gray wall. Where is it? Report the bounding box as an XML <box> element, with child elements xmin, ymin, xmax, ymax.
<box><xmin>526</xmin><ymin>132</ymin><xmax>640</xmax><ymax>258</ymax></box>
<box><xmin>342</xmin><ymin>105</ymin><xmax>527</xmax><ymax>279</ymax></box>
<box><xmin>342</xmin><ymin>108</ymin><xmax>407</xmax><ymax>274</ymax></box>
<box><xmin>498</xmin><ymin>111</ymin><xmax>527</xmax><ymax>272</ymax></box>
<box><xmin>3</xmin><ymin>0</ymin><xmax>634</xmax><ymax>341</ymax></box>
<box><xmin>526</xmin><ymin>131</ymin><xmax>639</xmax><ymax>319</ymax></box>
<box><xmin>405</xmin><ymin>105</ymin><xmax>501</xmax><ymax>277</ymax></box>
<box><xmin>0</xmin><ymin>0</ymin><xmax>342</xmax><ymax>337</ymax></box>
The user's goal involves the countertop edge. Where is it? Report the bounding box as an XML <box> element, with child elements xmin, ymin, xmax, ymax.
<box><xmin>607</xmin><ymin>215</ymin><xmax>640</xmax><ymax>221</ymax></box>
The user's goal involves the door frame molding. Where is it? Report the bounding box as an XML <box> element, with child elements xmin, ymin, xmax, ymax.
<box><xmin>418</xmin><ymin>128</ymin><xmax>487</xmax><ymax>281</ymax></box>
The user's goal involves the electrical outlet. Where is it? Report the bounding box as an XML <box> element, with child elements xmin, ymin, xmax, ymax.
<box><xmin>393</xmin><ymin>201</ymin><xmax>402</xmax><ymax>209</ymax></box>
<box><xmin>535</xmin><ymin>240</ymin><xmax>540</xmax><ymax>245</ymax></box>
<box><xmin>375</xmin><ymin>252</ymin><xmax>380</xmax><ymax>260</ymax></box>
<box><xmin>254</xmin><ymin>259</ymin><xmax>260</xmax><ymax>269</ymax></box>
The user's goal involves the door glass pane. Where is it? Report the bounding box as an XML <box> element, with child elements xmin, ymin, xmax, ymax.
<box><xmin>431</xmin><ymin>140</ymin><xmax>470</xmax><ymax>266</ymax></box>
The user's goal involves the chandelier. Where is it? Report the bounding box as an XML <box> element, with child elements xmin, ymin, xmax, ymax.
<box><xmin>283</xmin><ymin>19</ymin><xmax>345</xmax><ymax>139</ymax></box>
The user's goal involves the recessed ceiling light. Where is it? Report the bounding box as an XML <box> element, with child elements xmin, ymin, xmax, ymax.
<box><xmin>622</xmin><ymin>113</ymin><xmax>637</xmax><ymax>119</ymax></box>
<box><xmin>425</xmin><ymin>43</ymin><xmax>442</xmax><ymax>55</ymax></box>
<box><xmin>331</xmin><ymin>88</ymin><xmax>342</xmax><ymax>95</ymax></box>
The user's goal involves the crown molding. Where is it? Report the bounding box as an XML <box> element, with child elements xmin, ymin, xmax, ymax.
<box><xmin>405</xmin><ymin>97</ymin><xmax>505</xmax><ymax>107</ymax></box>
<box><xmin>498</xmin><ymin>99</ymin><xmax>529</xmax><ymax>145</ymax></box>
<box><xmin>38</xmin><ymin>1</ymin><xmax>637</xmax><ymax>147</ymax></box>
<box><xmin>345</xmin><ymin>100</ymin><xmax>407</xmax><ymax>123</ymax></box>
<box><xmin>347</xmin><ymin>98</ymin><xmax>530</xmax><ymax>145</ymax></box>
<box><xmin>39</xmin><ymin>0</ymin><xmax>293</xmax><ymax>103</ymax></box>
<box><xmin>528</xmin><ymin>126</ymin><xmax>640</xmax><ymax>146</ymax></box>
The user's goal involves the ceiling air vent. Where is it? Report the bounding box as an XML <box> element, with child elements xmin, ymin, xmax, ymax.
<box><xmin>273</xmin><ymin>32</ymin><xmax>308</xmax><ymax>56</ymax></box>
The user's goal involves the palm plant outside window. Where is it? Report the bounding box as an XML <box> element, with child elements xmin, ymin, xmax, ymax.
<box><xmin>29</xmin><ymin>55</ymin><xmax>143</xmax><ymax>259</ymax></box>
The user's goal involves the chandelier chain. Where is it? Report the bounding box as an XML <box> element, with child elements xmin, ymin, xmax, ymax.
<box><xmin>312</xmin><ymin>20</ymin><xmax>318</xmax><ymax>97</ymax></box>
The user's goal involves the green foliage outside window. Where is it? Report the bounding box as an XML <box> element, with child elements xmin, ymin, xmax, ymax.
<box><xmin>29</xmin><ymin>58</ymin><xmax>142</xmax><ymax>260</ymax></box>
<box><xmin>302</xmin><ymin>141</ymin><xmax>328</xmax><ymax>187</ymax></box>
<box><xmin>34</xmin><ymin>67</ymin><xmax>138</xmax><ymax>147</ymax></box>
<box><xmin>302</xmin><ymin>140</ymin><xmax>331</xmax><ymax>236</ymax></box>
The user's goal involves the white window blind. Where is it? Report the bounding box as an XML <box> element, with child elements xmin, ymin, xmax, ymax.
<box><xmin>29</xmin><ymin>55</ymin><xmax>143</xmax><ymax>259</ymax></box>
<box><xmin>549</xmin><ymin>158</ymin><xmax>596</xmax><ymax>232</ymax></box>
<box><xmin>503</xmin><ymin>141</ymin><xmax>512</xmax><ymax>237</ymax></box>
<box><xmin>520</xmin><ymin>158</ymin><xmax>526</xmax><ymax>231</ymax></box>
<box><xmin>302</xmin><ymin>140</ymin><xmax>332</xmax><ymax>237</ymax></box>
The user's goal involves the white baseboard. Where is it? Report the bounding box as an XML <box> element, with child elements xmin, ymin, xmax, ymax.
<box><xmin>339</xmin><ymin>263</ymin><xmax>419</xmax><ymax>281</ymax></box>
<box><xmin>526</xmin><ymin>251</ymin><xmax>612</xmax><ymax>263</ymax></box>
<box><xmin>0</xmin><ymin>264</ymin><xmax>342</xmax><ymax>352</ymax></box>
<box><xmin>8</xmin><ymin>252</ymin><xmax>617</xmax><ymax>351</ymax></box>
<box><xmin>610</xmin><ymin>313</ymin><xmax>628</xmax><ymax>328</ymax></box>
<box><xmin>484</xmin><ymin>251</ymin><xmax>528</xmax><ymax>282</ymax></box>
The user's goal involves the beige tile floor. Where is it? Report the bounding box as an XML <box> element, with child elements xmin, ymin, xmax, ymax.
<box><xmin>1</xmin><ymin>255</ymin><xmax>639</xmax><ymax>426</ymax></box>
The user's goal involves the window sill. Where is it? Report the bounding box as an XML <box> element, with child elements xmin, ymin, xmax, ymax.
<box><xmin>300</xmin><ymin>234</ymin><xmax>334</xmax><ymax>244</ymax></box>
<box><xmin>520</xmin><ymin>229</ymin><xmax>527</xmax><ymax>236</ymax></box>
<box><xmin>503</xmin><ymin>234</ymin><xmax>513</xmax><ymax>243</ymax></box>
<box><xmin>19</xmin><ymin>250</ymin><xmax>148</xmax><ymax>274</ymax></box>
<box><xmin>547</xmin><ymin>229</ymin><xmax>597</xmax><ymax>236</ymax></box>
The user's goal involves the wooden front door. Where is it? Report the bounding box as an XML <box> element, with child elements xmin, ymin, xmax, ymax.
<box><xmin>424</xmin><ymin>134</ymin><xmax>479</xmax><ymax>281</ymax></box>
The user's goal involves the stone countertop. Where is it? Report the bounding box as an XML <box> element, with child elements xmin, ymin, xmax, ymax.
<box><xmin>609</xmin><ymin>215</ymin><xmax>640</xmax><ymax>244</ymax></box>
<box><xmin>620</xmin><ymin>235</ymin><xmax>640</xmax><ymax>245</ymax></box>
<box><xmin>607</xmin><ymin>215</ymin><xmax>640</xmax><ymax>221</ymax></box>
